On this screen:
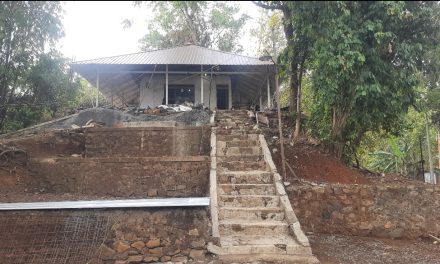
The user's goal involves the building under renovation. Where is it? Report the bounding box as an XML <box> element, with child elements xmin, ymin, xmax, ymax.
<box><xmin>70</xmin><ymin>44</ymin><xmax>276</xmax><ymax>110</ymax></box>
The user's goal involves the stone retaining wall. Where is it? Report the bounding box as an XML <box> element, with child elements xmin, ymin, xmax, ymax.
<box><xmin>289</xmin><ymin>183</ymin><xmax>440</xmax><ymax>238</ymax></box>
<box><xmin>85</xmin><ymin>126</ymin><xmax>211</xmax><ymax>157</ymax></box>
<box><xmin>93</xmin><ymin>208</ymin><xmax>211</xmax><ymax>264</ymax></box>
<box><xmin>29</xmin><ymin>156</ymin><xmax>209</xmax><ymax>198</ymax></box>
<box><xmin>0</xmin><ymin>209</ymin><xmax>211</xmax><ymax>264</ymax></box>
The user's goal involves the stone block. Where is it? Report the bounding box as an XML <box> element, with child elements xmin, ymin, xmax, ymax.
<box><xmin>127</xmin><ymin>255</ymin><xmax>143</xmax><ymax>263</ymax></box>
<box><xmin>189</xmin><ymin>228</ymin><xmax>199</xmax><ymax>236</ymax></box>
<box><xmin>160</xmin><ymin>255</ymin><xmax>172</xmax><ymax>262</ymax></box>
<box><xmin>149</xmin><ymin>247</ymin><xmax>163</xmax><ymax>256</ymax></box>
<box><xmin>131</xmin><ymin>241</ymin><xmax>145</xmax><ymax>251</ymax></box>
<box><xmin>190</xmin><ymin>239</ymin><xmax>206</xmax><ymax>249</ymax></box>
<box><xmin>143</xmin><ymin>256</ymin><xmax>159</xmax><ymax>263</ymax></box>
<box><xmin>113</xmin><ymin>241</ymin><xmax>130</xmax><ymax>253</ymax></box>
<box><xmin>189</xmin><ymin>249</ymin><xmax>205</xmax><ymax>260</ymax></box>
<box><xmin>172</xmin><ymin>255</ymin><xmax>188</xmax><ymax>262</ymax></box>
<box><xmin>146</xmin><ymin>238</ymin><xmax>161</xmax><ymax>248</ymax></box>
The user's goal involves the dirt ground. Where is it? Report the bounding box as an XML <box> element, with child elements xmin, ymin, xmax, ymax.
<box><xmin>267</xmin><ymin>136</ymin><xmax>370</xmax><ymax>184</ymax></box>
<box><xmin>310</xmin><ymin>233</ymin><xmax>440</xmax><ymax>264</ymax></box>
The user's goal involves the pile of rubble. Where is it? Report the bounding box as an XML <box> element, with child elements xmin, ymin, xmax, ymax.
<box><xmin>1</xmin><ymin>105</ymin><xmax>212</xmax><ymax>138</ymax></box>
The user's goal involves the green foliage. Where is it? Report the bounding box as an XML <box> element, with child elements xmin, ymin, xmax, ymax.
<box><xmin>1</xmin><ymin>53</ymin><xmax>92</xmax><ymax>133</ymax></box>
<box><xmin>0</xmin><ymin>1</ymin><xmax>64</xmax><ymax>131</ymax></box>
<box><xmin>368</xmin><ymin>137</ymin><xmax>408</xmax><ymax>174</ymax></box>
<box><xmin>427</xmin><ymin>88</ymin><xmax>440</xmax><ymax>126</ymax></box>
<box><xmin>0</xmin><ymin>2</ymin><xmax>93</xmax><ymax>133</ymax></box>
<box><xmin>305</xmin><ymin>1</ymin><xmax>440</xmax><ymax>158</ymax></box>
<box><xmin>256</xmin><ymin>1</ymin><xmax>440</xmax><ymax>163</ymax></box>
<box><xmin>251</xmin><ymin>9</ymin><xmax>286</xmax><ymax>58</ymax></box>
<box><xmin>137</xmin><ymin>1</ymin><xmax>249</xmax><ymax>52</ymax></box>
<box><xmin>357</xmin><ymin>108</ymin><xmax>438</xmax><ymax>176</ymax></box>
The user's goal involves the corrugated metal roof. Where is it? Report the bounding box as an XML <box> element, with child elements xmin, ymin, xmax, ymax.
<box><xmin>72</xmin><ymin>45</ymin><xmax>273</xmax><ymax>66</ymax></box>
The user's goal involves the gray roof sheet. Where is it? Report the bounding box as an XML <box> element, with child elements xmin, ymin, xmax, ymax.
<box><xmin>72</xmin><ymin>45</ymin><xmax>273</xmax><ymax>66</ymax></box>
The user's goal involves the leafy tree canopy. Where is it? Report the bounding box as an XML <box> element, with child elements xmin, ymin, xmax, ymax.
<box><xmin>305</xmin><ymin>1</ymin><xmax>440</xmax><ymax>158</ymax></box>
<box><xmin>251</xmin><ymin>8</ymin><xmax>286</xmax><ymax>59</ymax></box>
<box><xmin>0</xmin><ymin>2</ymin><xmax>93</xmax><ymax>133</ymax></box>
<box><xmin>135</xmin><ymin>1</ymin><xmax>249</xmax><ymax>52</ymax></box>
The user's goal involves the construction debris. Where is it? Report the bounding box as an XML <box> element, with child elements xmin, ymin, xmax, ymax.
<box><xmin>158</xmin><ymin>104</ymin><xmax>192</xmax><ymax>112</ymax></box>
<box><xmin>0</xmin><ymin>107</ymin><xmax>212</xmax><ymax>138</ymax></box>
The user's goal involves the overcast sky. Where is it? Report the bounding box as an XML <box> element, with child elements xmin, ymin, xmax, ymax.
<box><xmin>59</xmin><ymin>1</ymin><xmax>261</xmax><ymax>62</ymax></box>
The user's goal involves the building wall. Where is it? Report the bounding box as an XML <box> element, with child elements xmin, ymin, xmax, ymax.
<box><xmin>139</xmin><ymin>74</ymin><xmax>231</xmax><ymax>109</ymax></box>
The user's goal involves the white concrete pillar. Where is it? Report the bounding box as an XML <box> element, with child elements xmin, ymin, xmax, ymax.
<box><xmin>201</xmin><ymin>65</ymin><xmax>204</xmax><ymax>104</ymax></box>
<box><xmin>96</xmin><ymin>68</ymin><xmax>100</xmax><ymax>108</ymax></box>
<box><xmin>165</xmin><ymin>65</ymin><xmax>169</xmax><ymax>105</ymax></box>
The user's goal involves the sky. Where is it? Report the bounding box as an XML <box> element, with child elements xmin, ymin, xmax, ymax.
<box><xmin>59</xmin><ymin>1</ymin><xmax>261</xmax><ymax>62</ymax></box>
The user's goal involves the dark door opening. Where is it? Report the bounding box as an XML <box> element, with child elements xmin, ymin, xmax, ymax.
<box><xmin>165</xmin><ymin>85</ymin><xmax>195</xmax><ymax>105</ymax></box>
<box><xmin>216</xmin><ymin>86</ymin><xmax>229</xmax><ymax>110</ymax></box>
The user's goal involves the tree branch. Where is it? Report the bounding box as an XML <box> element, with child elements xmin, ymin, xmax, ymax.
<box><xmin>252</xmin><ymin>1</ymin><xmax>284</xmax><ymax>11</ymax></box>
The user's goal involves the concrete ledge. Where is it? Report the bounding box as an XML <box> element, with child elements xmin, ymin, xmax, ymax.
<box><xmin>0</xmin><ymin>197</ymin><xmax>210</xmax><ymax>211</ymax></box>
<box><xmin>259</xmin><ymin>134</ymin><xmax>278</xmax><ymax>173</ymax></box>
<box><xmin>210</xmin><ymin>127</ymin><xmax>220</xmax><ymax>238</ymax></box>
<box><xmin>29</xmin><ymin>156</ymin><xmax>210</xmax><ymax>164</ymax></box>
<box><xmin>291</xmin><ymin>222</ymin><xmax>311</xmax><ymax>247</ymax></box>
<box><xmin>119</xmin><ymin>121</ymin><xmax>176</xmax><ymax>127</ymax></box>
<box><xmin>259</xmin><ymin>134</ymin><xmax>311</xmax><ymax>247</ymax></box>
<box><xmin>86</xmin><ymin>126</ymin><xmax>211</xmax><ymax>132</ymax></box>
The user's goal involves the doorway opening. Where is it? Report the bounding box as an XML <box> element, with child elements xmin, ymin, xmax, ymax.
<box><xmin>216</xmin><ymin>85</ymin><xmax>229</xmax><ymax>110</ymax></box>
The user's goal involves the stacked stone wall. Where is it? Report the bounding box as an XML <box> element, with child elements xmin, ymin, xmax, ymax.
<box><xmin>290</xmin><ymin>183</ymin><xmax>440</xmax><ymax>238</ymax></box>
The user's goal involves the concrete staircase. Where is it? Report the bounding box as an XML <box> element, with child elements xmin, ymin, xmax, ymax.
<box><xmin>208</xmin><ymin>110</ymin><xmax>319</xmax><ymax>264</ymax></box>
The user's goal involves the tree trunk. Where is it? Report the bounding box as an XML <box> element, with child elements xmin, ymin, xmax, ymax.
<box><xmin>253</xmin><ymin>2</ymin><xmax>299</xmax><ymax>114</ymax></box>
<box><xmin>0</xmin><ymin>20</ymin><xmax>14</xmax><ymax>131</ymax></box>
<box><xmin>280</xmin><ymin>7</ymin><xmax>299</xmax><ymax>114</ymax></box>
<box><xmin>289</xmin><ymin>68</ymin><xmax>298</xmax><ymax>113</ymax></box>
<box><xmin>293</xmin><ymin>71</ymin><xmax>301</xmax><ymax>139</ymax></box>
<box><xmin>294</xmin><ymin>54</ymin><xmax>307</xmax><ymax>139</ymax></box>
<box><xmin>331</xmin><ymin>107</ymin><xmax>350</xmax><ymax>159</ymax></box>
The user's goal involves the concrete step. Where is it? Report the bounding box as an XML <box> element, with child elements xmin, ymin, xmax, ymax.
<box><xmin>216</xmin><ymin>140</ymin><xmax>260</xmax><ymax>150</ymax></box>
<box><xmin>218</xmin><ymin>195</ymin><xmax>280</xmax><ymax>207</ymax></box>
<box><xmin>225</xmin><ymin>140</ymin><xmax>259</xmax><ymax>148</ymax></box>
<box><xmin>219</xmin><ymin>184</ymin><xmax>276</xmax><ymax>195</ymax></box>
<box><xmin>220</xmin><ymin>235</ymin><xmax>298</xmax><ymax>247</ymax></box>
<box><xmin>217</xmin><ymin>154</ymin><xmax>264</xmax><ymax>162</ymax></box>
<box><xmin>216</xmin><ymin>121</ymin><xmax>250</xmax><ymax>127</ymax></box>
<box><xmin>219</xmin><ymin>207</ymin><xmax>284</xmax><ymax>221</ymax></box>
<box><xmin>217</xmin><ymin>253</ymin><xmax>319</xmax><ymax>264</ymax></box>
<box><xmin>216</xmin><ymin>130</ymin><xmax>254</xmax><ymax>136</ymax></box>
<box><xmin>217</xmin><ymin>134</ymin><xmax>259</xmax><ymax>142</ymax></box>
<box><xmin>217</xmin><ymin>146</ymin><xmax>261</xmax><ymax>156</ymax></box>
<box><xmin>219</xmin><ymin>220</ymin><xmax>289</xmax><ymax>236</ymax></box>
<box><xmin>218</xmin><ymin>158</ymin><xmax>267</xmax><ymax>172</ymax></box>
<box><xmin>218</xmin><ymin>183</ymin><xmax>275</xmax><ymax>196</ymax></box>
<box><xmin>217</xmin><ymin>125</ymin><xmax>252</xmax><ymax>131</ymax></box>
<box><xmin>218</xmin><ymin>170</ymin><xmax>272</xmax><ymax>184</ymax></box>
